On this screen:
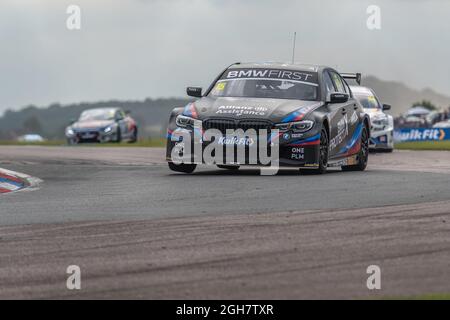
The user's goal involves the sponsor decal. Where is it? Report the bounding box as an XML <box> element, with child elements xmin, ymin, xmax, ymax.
<box><xmin>218</xmin><ymin>136</ymin><xmax>255</xmax><ymax>146</ymax></box>
<box><xmin>330</xmin><ymin>114</ymin><xmax>349</xmax><ymax>150</ymax></box>
<box><xmin>215</xmin><ymin>82</ymin><xmax>226</xmax><ymax>91</ymax></box>
<box><xmin>303</xmin><ymin>163</ymin><xmax>318</xmax><ymax>167</ymax></box>
<box><xmin>394</xmin><ymin>128</ymin><xmax>448</xmax><ymax>142</ymax></box>
<box><xmin>223</xmin><ymin>68</ymin><xmax>318</xmax><ymax>85</ymax></box>
<box><xmin>291</xmin><ymin>133</ymin><xmax>304</xmax><ymax>138</ymax></box>
<box><xmin>288</xmin><ymin>133</ymin><xmax>321</xmax><ymax>147</ymax></box>
<box><xmin>291</xmin><ymin>147</ymin><xmax>305</xmax><ymax>160</ymax></box>
<box><xmin>283</xmin><ymin>133</ymin><xmax>291</xmax><ymax>140</ymax></box>
<box><xmin>216</xmin><ymin>105</ymin><xmax>269</xmax><ymax>117</ymax></box>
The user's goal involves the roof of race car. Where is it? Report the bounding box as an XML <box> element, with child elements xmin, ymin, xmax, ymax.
<box><xmin>228</xmin><ymin>62</ymin><xmax>328</xmax><ymax>73</ymax></box>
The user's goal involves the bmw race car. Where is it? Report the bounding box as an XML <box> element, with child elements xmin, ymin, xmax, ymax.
<box><xmin>350</xmin><ymin>86</ymin><xmax>394</xmax><ymax>152</ymax></box>
<box><xmin>65</xmin><ymin>107</ymin><xmax>138</xmax><ymax>144</ymax></box>
<box><xmin>166</xmin><ymin>62</ymin><xmax>370</xmax><ymax>174</ymax></box>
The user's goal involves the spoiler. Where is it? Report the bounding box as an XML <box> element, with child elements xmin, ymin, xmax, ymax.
<box><xmin>341</xmin><ymin>73</ymin><xmax>362</xmax><ymax>85</ymax></box>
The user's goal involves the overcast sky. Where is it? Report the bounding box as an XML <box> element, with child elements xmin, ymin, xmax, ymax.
<box><xmin>0</xmin><ymin>0</ymin><xmax>449</xmax><ymax>114</ymax></box>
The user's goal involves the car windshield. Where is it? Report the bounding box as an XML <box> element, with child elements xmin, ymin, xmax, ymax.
<box><xmin>79</xmin><ymin>109</ymin><xmax>115</xmax><ymax>121</ymax></box>
<box><xmin>354</xmin><ymin>93</ymin><xmax>380</xmax><ymax>109</ymax></box>
<box><xmin>209</xmin><ymin>68</ymin><xmax>319</xmax><ymax>101</ymax></box>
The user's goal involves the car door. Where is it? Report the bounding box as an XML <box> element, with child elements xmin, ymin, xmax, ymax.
<box><xmin>115</xmin><ymin>110</ymin><xmax>128</xmax><ymax>137</ymax></box>
<box><xmin>342</xmin><ymin>78</ymin><xmax>361</xmax><ymax>154</ymax></box>
<box><xmin>326</xmin><ymin>70</ymin><xmax>351</xmax><ymax>159</ymax></box>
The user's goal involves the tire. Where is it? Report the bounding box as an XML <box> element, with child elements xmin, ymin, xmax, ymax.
<box><xmin>168</xmin><ymin>162</ymin><xmax>197</xmax><ymax>174</ymax></box>
<box><xmin>67</xmin><ymin>138</ymin><xmax>77</xmax><ymax>145</ymax></box>
<box><xmin>217</xmin><ymin>165</ymin><xmax>240</xmax><ymax>170</ymax></box>
<box><xmin>300</xmin><ymin>126</ymin><xmax>328</xmax><ymax>175</ymax></box>
<box><xmin>115</xmin><ymin>128</ymin><xmax>122</xmax><ymax>143</ymax></box>
<box><xmin>342</xmin><ymin>126</ymin><xmax>369</xmax><ymax>172</ymax></box>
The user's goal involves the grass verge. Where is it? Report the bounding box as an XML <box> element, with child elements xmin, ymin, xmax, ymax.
<box><xmin>395</xmin><ymin>140</ymin><xmax>450</xmax><ymax>151</ymax></box>
<box><xmin>0</xmin><ymin>139</ymin><xmax>166</xmax><ymax>148</ymax></box>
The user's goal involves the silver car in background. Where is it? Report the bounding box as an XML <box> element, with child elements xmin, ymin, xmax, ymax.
<box><xmin>351</xmin><ymin>86</ymin><xmax>394</xmax><ymax>152</ymax></box>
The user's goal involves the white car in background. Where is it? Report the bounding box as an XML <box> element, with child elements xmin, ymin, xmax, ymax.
<box><xmin>433</xmin><ymin>120</ymin><xmax>450</xmax><ymax>128</ymax></box>
<box><xmin>17</xmin><ymin>134</ymin><xmax>46</xmax><ymax>143</ymax></box>
<box><xmin>351</xmin><ymin>86</ymin><xmax>394</xmax><ymax>152</ymax></box>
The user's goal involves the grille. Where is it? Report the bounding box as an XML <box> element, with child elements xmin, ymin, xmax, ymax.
<box><xmin>203</xmin><ymin>119</ymin><xmax>272</xmax><ymax>134</ymax></box>
<box><xmin>202</xmin><ymin>119</ymin><xmax>273</xmax><ymax>165</ymax></box>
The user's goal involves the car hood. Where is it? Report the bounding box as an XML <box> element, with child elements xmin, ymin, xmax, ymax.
<box><xmin>187</xmin><ymin>97</ymin><xmax>322</xmax><ymax>123</ymax></box>
<box><xmin>71</xmin><ymin>120</ymin><xmax>115</xmax><ymax>130</ymax></box>
<box><xmin>364</xmin><ymin>108</ymin><xmax>387</xmax><ymax>119</ymax></box>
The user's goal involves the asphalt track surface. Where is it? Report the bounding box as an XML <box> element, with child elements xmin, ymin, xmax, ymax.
<box><xmin>0</xmin><ymin>146</ymin><xmax>449</xmax><ymax>299</ymax></box>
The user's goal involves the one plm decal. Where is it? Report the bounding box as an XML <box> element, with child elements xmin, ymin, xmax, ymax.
<box><xmin>290</xmin><ymin>147</ymin><xmax>305</xmax><ymax>160</ymax></box>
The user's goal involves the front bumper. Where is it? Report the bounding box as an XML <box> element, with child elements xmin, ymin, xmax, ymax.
<box><xmin>369</xmin><ymin>126</ymin><xmax>394</xmax><ymax>149</ymax></box>
<box><xmin>166</xmin><ymin>127</ymin><xmax>321</xmax><ymax>168</ymax></box>
<box><xmin>67</xmin><ymin>128</ymin><xmax>117</xmax><ymax>143</ymax></box>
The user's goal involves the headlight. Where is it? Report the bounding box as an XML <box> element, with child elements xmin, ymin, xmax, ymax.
<box><xmin>373</xmin><ymin>117</ymin><xmax>389</xmax><ymax>126</ymax></box>
<box><xmin>176</xmin><ymin>115</ymin><xmax>196</xmax><ymax>128</ymax></box>
<box><xmin>104</xmin><ymin>126</ymin><xmax>113</xmax><ymax>133</ymax></box>
<box><xmin>275</xmin><ymin>120</ymin><xmax>314</xmax><ymax>133</ymax></box>
<box><xmin>66</xmin><ymin>128</ymin><xmax>74</xmax><ymax>136</ymax></box>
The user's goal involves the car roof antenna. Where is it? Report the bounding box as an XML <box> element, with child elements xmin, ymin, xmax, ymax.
<box><xmin>291</xmin><ymin>31</ymin><xmax>297</xmax><ymax>64</ymax></box>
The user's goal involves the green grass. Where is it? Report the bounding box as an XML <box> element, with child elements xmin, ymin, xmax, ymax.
<box><xmin>384</xmin><ymin>293</ymin><xmax>450</xmax><ymax>300</ymax></box>
<box><xmin>409</xmin><ymin>293</ymin><xmax>450</xmax><ymax>300</ymax></box>
<box><xmin>0</xmin><ymin>140</ymin><xmax>66</xmax><ymax>146</ymax></box>
<box><xmin>395</xmin><ymin>140</ymin><xmax>450</xmax><ymax>151</ymax></box>
<box><xmin>0</xmin><ymin>138</ymin><xmax>166</xmax><ymax>148</ymax></box>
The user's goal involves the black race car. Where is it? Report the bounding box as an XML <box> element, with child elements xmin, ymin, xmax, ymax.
<box><xmin>65</xmin><ymin>107</ymin><xmax>138</xmax><ymax>144</ymax></box>
<box><xmin>166</xmin><ymin>62</ymin><xmax>370</xmax><ymax>174</ymax></box>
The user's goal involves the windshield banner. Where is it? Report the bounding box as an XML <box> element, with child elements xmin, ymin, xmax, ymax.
<box><xmin>222</xmin><ymin>68</ymin><xmax>318</xmax><ymax>85</ymax></box>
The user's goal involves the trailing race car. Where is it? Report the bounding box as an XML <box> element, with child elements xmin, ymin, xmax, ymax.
<box><xmin>65</xmin><ymin>107</ymin><xmax>138</xmax><ymax>144</ymax></box>
<box><xmin>166</xmin><ymin>62</ymin><xmax>370</xmax><ymax>174</ymax></box>
<box><xmin>350</xmin><ymin>86</ymin><xmax>394</xmax><ymax>152</ymax></box>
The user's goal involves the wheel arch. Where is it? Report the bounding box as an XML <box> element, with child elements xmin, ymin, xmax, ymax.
<box><xmin>322</xmin><ymin>117</ymin><xmax>330</xmax><ymax>139</ymax></box>
<box><xmin>363</xmin><ymin>115</ymin><xmax>371</xmax><ymax>138</ymax></box>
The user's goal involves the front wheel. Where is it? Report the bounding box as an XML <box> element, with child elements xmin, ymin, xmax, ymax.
<box><xmin>300</xmin><ymin>127</ymin><xmax>328</xmax><ymax>175</ymax></box>
<box><xmin>342</xmin><ymin>126</ymin><xmax>369</xmax><ymax>172</ymax></box>
<box><xmin>168</xmin><ymin>162</ymin><xmax>197</xmax><ymax>174</ymax></box>
<box><xmin>115</xmin><ymin>128</ymin><xmax>122</xmax><ymax>143</ymax></box>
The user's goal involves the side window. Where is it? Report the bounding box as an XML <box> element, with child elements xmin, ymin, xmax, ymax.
<box><xmin>330</xmin><ymin>72</ymin><xmax>346</xmax><ymax>93</ymax></box>
<box><xmin>323</xmin><ymin>71</ymin><xmax>335</xmax><ymax>94</ymax></box>
<box><xmin>343</xmin><ymin>80</ymin><xmax>353</xmax><ymax>97</ymax></box>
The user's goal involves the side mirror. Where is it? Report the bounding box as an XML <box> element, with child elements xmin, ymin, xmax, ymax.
<box><xmin>187</xmin><ymin>87</ymin><xmax>203</xmax><ymax>98</ymax></box>
<box><xmin>69</xmin><ymin>118</ymin><xmax>76</xmax><ymax>125</ymax></box>
<box><xmin>382</xmin><ymin>104</ymin><xmax>391</xmax><ymax>111</ymax></box>
<box><xmin>327</xmin><ymin>93</ymin><xmax>349</xmax><ymax>104</ymax></box>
